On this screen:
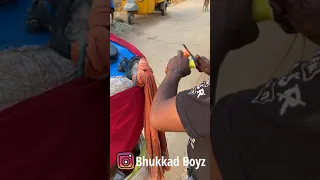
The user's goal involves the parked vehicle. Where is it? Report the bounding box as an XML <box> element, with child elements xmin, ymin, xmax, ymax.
<box><xmin>122</xmin><ymin>0</ymin><xmax>168</xmax><ymax>24</ymax></box>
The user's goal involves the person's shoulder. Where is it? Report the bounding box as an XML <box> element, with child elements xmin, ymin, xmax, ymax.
<box><xmin>228</xmin><ymin>50</ymin><xmax>320</xmax><ymax>128</ymax></box>
<box><xmin>211</xmin><ymin>54</ymin><xmax>320</xmax><ymax>119</ymax></box>
<box><xmin>179</xmin><ymin>78</ymin><xmax>210</xmax><ymax>100</ymax></box>
<box><xmin>176</xmin><ymin>79</ymin><xmax>210</xmax><ymax>116</ymax></box>
<box><xmin>176</xmin><ymin>79</ymin><xmax>211</xmax><ymax>138</ymax></box>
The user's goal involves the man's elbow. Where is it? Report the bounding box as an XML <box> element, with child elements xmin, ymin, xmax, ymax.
<box><xmin>149</xmin><ymin>105</ymin><xmax>161</xmax><ymax>131</ymax></box>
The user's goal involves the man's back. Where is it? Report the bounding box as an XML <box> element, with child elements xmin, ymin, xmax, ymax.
<box><xmin>211</xmin><ymin>51</ymin><xmax>320</xmax><ymax>180</ymax></box>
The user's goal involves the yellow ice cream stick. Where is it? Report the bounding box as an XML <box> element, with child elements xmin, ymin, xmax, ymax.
<box><xmin>183</xmin><ymin>49</ymin><xmax>196</xmax><ymax>69</ymax></box>
<box><xmin>189</xmin><ymin>59</ymin><xmax>196</xmax><ymax>69</ymax></box>
<box><xmin>252</xmin><ymin>0</ymin><xmax>274</xmax><ymax>22</ymax></box>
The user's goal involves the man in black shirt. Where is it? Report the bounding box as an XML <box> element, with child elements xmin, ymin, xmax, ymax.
<box><xmin>210</xmin><ymin>0</ymin><xmax>320</xmax><ymax>180</ymax></box>
<box><xmin>150</xmin><ymin>52</ymin><xmax>211</xmax><ymax>180</ymax></box>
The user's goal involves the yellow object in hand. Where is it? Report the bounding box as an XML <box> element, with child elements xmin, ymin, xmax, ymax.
<box><xmin>189</xmin><ymin>60</ymin><xmax>196</xmax><ymax>69</ymax></box>
<box><xmin>183</xmin><ymin>49</ymin><xmax>196</xmax><ymax>69</ymax></box>
<box><xmin>252</xmin><ymin>0</ymin><xmax>274</xmax><ymax>22</ymax></box>
<box><xmin>165</xmin><ymin>59</ymin><xmax>196</xmax><ymax>74</ymax></box>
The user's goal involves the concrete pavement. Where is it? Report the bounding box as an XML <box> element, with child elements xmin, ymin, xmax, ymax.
<box><xmin>118</xmin><ymin>1</ymin><xmax>210</xmax><ymax>179</ymax></box>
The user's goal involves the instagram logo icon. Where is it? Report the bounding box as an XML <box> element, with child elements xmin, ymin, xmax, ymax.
<box><xmin>117</xmin><ymin>152</ymin><xmax>135</xmax><ymax>170</ymax></box>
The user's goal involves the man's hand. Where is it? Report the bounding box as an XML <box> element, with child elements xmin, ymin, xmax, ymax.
<box><xmin>195</xmin><ymin>55</ymin><xmax>210</xmax><ymax>75</ymax></box>
<box><xmin>166</xmin><ymin>50</ymin><xmax>191</xmax><ymax>78</ymax></box>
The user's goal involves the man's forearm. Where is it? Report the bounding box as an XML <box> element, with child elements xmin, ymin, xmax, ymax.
<box><xmin>153</xmin><ymin>73</ymin><xmax>181</xmax><ymax>104</ymax></box>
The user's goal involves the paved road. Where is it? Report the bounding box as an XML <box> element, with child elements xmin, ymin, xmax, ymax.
<box><xmin>117</xmin><ymin>0</ymin><xmax>318</xmax><ymax>179</ymax></box>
